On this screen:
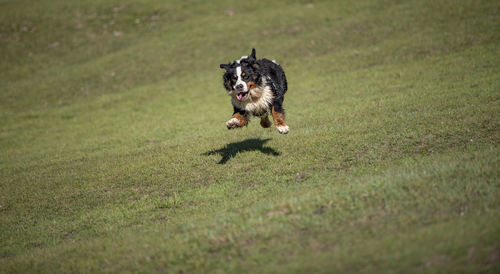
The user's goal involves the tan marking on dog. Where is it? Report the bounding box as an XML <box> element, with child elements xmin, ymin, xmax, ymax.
<box><xmin>232</xmin><ymin>112</ymin><xmax>248</xmax><ymax>127</ymax></box>
<box><xmin>271</xmin><ymin>108</ymin><xmax>286</xmax><ymax>127</ymax></box>
<box><xmin>272</xmin><ymin>107</ymin><xmax>289</xmax><ymax>134</ymax></box>
<box><xmin>246</xmin><ymin>81</ymin><xmax>256</xmax><ymax>90</ymax></box>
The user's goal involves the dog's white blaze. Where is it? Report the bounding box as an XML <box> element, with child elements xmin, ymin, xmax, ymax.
<box><xmin>234</xmin><ymin>66</ymin><xmax>248</xmax><ymax>92</ymax></box>
<box><xmin>236</xmin><ymin>66</ymin><xmax>242</xmax><ymax>78</ymax></box>
<box><xmin>231</xmin><ymin>78</ymin><xmax>273</xmax><ymax>116</ymax></box>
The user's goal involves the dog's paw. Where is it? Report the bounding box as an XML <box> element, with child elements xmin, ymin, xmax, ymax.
<box><xmin>226</xmin><ymin>118</ymin><xmax>240</xmax><ymax>129</ymax></box>
<box><xmin>277</xmin><ymin>125</ymin><xmax>289</xmax><ymax>134</ymax></box>
<box><xmin>260</xmin><ymin>116</ymin><xmax>272</xmax><ymax>128</ymax></box>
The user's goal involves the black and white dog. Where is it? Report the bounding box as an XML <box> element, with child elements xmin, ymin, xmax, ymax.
<box><xmin>219</xmin><ymin>49</ymin><xmax>289</xmax><ymax>134</ymax></box>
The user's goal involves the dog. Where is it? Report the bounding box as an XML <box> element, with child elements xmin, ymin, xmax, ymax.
<box><xmin>219</xmin><ymin>48</ymin><xmax>289</xmax><ymax>134</ymax></box>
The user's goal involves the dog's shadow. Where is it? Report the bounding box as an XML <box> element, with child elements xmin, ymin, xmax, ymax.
<box><xmin>203</xmin><ymin>138</ymin><xmax>280</xmax><ymax>164</ymax></box>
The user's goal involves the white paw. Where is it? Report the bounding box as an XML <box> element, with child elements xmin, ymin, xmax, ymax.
<box><xmin>226</xmin><ymin>118</ymin><xmax>240</xmax><ymax>129</ymax></box>
<box><xmin>277</xmin><ymin>125</ymin><xmax>289</xmax><ymax>134</ymax></box>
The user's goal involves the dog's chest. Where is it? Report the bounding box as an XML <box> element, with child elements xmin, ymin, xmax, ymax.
<box><xmin>232</xmin><ymin>84</ymin><xmax>273</xmax><ymax>116</ymax></box>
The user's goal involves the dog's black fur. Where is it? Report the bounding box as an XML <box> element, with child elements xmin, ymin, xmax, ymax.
<box><xmin>219</xmin><ymin>49</ymin><xmax>289</xmax><ymax>134</ymax></box>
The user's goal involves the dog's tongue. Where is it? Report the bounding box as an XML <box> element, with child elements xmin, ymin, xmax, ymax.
<box><xmin>237</xmin><ymin>92</ymin><xmax>244</xmax><ymax>100</ymax></box>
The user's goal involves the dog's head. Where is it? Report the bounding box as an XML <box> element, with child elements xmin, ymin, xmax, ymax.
<box><xmin>220</xmin><ymin>48</ymin><xmax>262</xmax><ymax>101</ymax></box>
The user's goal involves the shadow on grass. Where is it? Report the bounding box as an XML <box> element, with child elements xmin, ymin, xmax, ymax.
<box><xmin>203</xmin><ymin>138</ymin><xmax>280</xmax><ymax>164</ymax></box>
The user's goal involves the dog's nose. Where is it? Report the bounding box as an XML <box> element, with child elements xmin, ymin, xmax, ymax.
<box><xmin>235</xmin><ymin>84</ymin><xmax>244</xmax><ymax>90</ymax></box>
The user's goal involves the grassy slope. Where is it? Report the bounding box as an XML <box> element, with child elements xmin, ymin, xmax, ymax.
<box><xmin>0</xmin><ymin>0</ymin><xmax>499</xmax><ymax>272</ymax></box>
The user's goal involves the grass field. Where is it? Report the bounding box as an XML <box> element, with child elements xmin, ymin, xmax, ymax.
<box><xmin>1</xmin><ymin>0</ymin><xmax>499</xmax><ymax>272</ymax></box>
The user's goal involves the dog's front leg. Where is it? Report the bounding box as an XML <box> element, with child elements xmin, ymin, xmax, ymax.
<box><xmin>226</xmin><ymin>112</ymin><xmax>248</xmax><ymax>129</ymax></box>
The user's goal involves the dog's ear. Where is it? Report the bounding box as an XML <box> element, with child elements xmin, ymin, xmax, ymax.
<box><xmin>220</xmin><ymin>63</ymin><xmax>231</xmax><ymax>70</ymax></box>
<box><xmin>250</xmin><ymin>48</ymin><xmax>256</xmax><ymax>59</ymax></box>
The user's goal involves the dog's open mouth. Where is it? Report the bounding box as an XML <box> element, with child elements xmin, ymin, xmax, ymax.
<box><xmin>236</xmin><ymin>91</ymin><xmax>249</xmax><ymax>100</ymax></box>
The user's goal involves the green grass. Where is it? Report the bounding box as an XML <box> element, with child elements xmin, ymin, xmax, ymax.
<box><xmin>1</xmin><ymin>0</ymin><xmax>499</xmax><ymax>272</ymax></box>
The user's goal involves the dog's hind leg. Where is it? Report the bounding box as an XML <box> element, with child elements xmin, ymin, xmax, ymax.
<box><xmin>260</xmin><ymin>116</ymin><xmax>272</xmax><ymax>128</ymax></box>
<box><xmin>271</xmin><ymin>106</ymin><xmax>289</xmax><ymax>134</ymax></box>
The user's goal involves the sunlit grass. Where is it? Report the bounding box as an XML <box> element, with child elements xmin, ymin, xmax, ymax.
<box><xmin>0</xmin><ymin>0</ymin><xmax>499</xmax><ymax>272</ymax></box>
